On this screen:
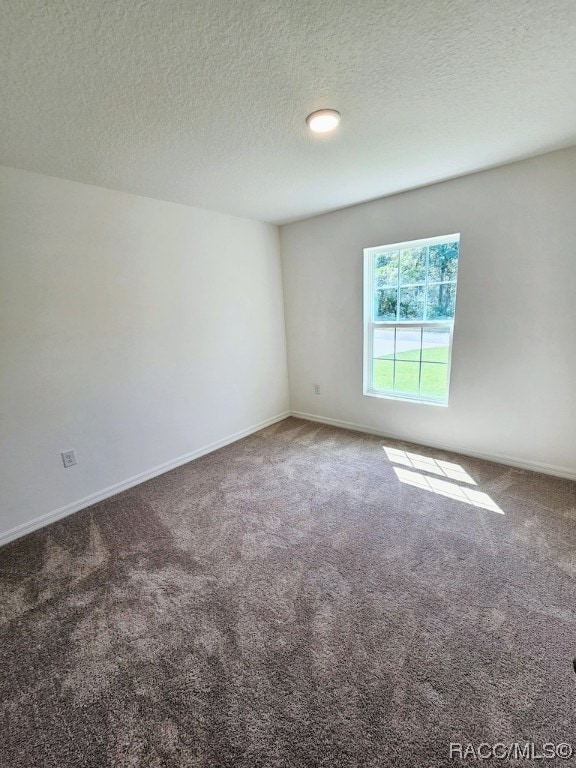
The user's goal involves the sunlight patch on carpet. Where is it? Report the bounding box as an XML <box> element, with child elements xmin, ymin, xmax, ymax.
<box><xmin>392</xmin><ymin>466</ymin><xmax>504</xmax><ymax>514</ymax></box>
<box><xmin>384</xmin><ymin>447</ymin><xmax>476</xmax><ymax>485</ymax></box>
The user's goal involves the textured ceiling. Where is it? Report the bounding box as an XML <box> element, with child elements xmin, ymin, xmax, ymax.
<box><xmin>1</xmin><ymin>0</ymin><xmax>575</xmax><ymax>224</ymax></box>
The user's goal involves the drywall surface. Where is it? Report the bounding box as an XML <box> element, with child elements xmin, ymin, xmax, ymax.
<box><xmin>281</xmin><ymin>147</ymin><xmax>576</xmax><ymax>476</ymax></box>
<box><xmin>0</xmin><ymin>166</ymin><xmax>289</xmax><ymax>538</ymax></box>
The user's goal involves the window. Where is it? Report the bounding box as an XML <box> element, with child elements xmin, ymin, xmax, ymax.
<box><xmin>363</xmin><ymin>234</ymin><xmax>460</xmax><ymax>404</ymax></box>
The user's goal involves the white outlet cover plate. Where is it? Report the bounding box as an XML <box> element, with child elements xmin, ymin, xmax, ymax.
<box><xmin>61</xmin><ymin>450</ymin><xmax>77</xmax><ymax>468</ymax></box>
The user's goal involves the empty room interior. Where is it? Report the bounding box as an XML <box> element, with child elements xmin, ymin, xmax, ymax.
<box><xmin>1</xmin><ymin>1</ymin><xmax>576</xmax><ymax>766</ymax></box>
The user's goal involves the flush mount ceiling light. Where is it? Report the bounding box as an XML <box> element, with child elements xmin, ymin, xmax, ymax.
<box><xmin>306</xmin><ymin>109</ymin><xmax>341</xmax><ymax>133</ymax></box>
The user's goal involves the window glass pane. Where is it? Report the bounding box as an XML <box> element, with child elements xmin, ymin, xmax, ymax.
<box><xmin>422</xmin><ymin>327</ymin><xmax>450</xmax><ymax>363</ymax></box>
<box><xmin>428</xmin><ymin>242</ymin><xmax>459</xmax><ymax>282</ymax></box>
<box><xmin>373</xmin><ymin>327</ymin><xmax>395</xmax><ymax>359</ymax></box>
<box><xmin>426</xmin><ymin>283</ymin><xmax>456</xmax><ymax>320</ymax></box>
<box><xmin>399</xmin><ymin>246</ymin><xmax>427</xmax><ymax>285</ymax></box>
<box><xmin>375</xmin><ymin>288</ymin><xmax>397</xmax><ymax>320</ymax></box>
<box><xmin>420</xmin><ymin>363</ymin><xmax>448</xmax><ymax>399</ymax></box>
<box><xmin>373</xmin><ymin>359</ymin><xmax>394</xmax><ymax>391</ymax></box>
<box><xmin>394</xmin><ymin>361</ymin><xmax>420</xmax><ymax>395</ymax></box>
<box><xmin>395</xmin><ymin>327</ymin><xmax>422</xmax><ymax>361</ymax></box>
<box><xmin>398</xmin><ymin>285</ymin><xmax>425</xmax><ymax>320</ymax></box>
<box><xmin>374</xmin><ymin>250</ymin><xmax>399</xmax><ymax>287</ymax></box>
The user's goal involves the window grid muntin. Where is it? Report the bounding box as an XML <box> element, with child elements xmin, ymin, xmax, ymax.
<box><xmin>373</xmin><ymin>236</ymin><xmax>459</xmax><ymax>324</ymax></box>
<box><xmin>371</xmin><ymin>323</ymin><xmax>452</xmax><ymax>402</ymax></box>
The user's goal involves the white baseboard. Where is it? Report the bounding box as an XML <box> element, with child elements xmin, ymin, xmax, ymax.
<box><xmin>0</xmin><ymin>412</ymin><xmax>290</xmax><ymax>548</ymax></box>
<box><xmin>290</xmin><ymin>410</ymin><xmax>576</xmax><ymax>482</ymax></box>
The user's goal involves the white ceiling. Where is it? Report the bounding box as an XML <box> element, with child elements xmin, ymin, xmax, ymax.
<box><xmin>1</xmin><ymin>1</ymin><xmax>575</xmax><ymax>224</ymax></box>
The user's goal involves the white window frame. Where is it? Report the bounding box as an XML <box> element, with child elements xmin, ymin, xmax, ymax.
<box><xmin>363</xmin><ymin>233</ymin><xmax>460</xmax><ymax>406</ymax></box>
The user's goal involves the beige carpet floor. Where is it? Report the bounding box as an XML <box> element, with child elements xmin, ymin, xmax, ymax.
<box><xmin>1</xmin><ymin>417</ymin><xmax>575</xmax><ymax>767</ymax></box>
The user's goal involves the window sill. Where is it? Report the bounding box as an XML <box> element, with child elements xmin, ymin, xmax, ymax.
<box><xmin>363</xmin><ymin>389</ymin><xmax>449</xmax><ymax>407</ymax></box>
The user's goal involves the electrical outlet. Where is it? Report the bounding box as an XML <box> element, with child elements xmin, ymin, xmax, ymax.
<box><xmin>61</xmin><ymin>450</ymin><xmax>77</xmax><ymax>468</ymax></box>
<box><xmin>314</xmin><ymin>384</ymin><xmax>321</xmax><ymax>395</ymax></box>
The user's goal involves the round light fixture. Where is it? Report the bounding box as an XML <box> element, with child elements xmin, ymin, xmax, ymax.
<box><xmin>306</xmin><ymin>109</ymin><xmax>341</xmax><ymax>133</ymax></box>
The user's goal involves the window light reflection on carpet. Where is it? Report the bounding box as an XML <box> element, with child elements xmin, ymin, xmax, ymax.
<box><xmin>384</xmin><ymin>447</ymin><xmax>504</xmax><ymax>514</ymax></box>
<box><xmin>384</xmin><ymin>447</ymin><xmax>476</xmax><ymax>485</ymax></box>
